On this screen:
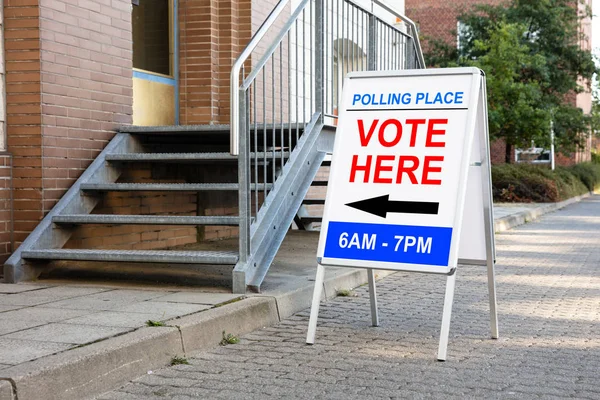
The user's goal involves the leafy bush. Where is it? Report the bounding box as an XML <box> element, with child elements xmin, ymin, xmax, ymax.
<box><xmin>492</xmin><ymin>163</ymin><xmax>594</xmax><ymax>203</ymax></box>
<box><xmin>568</xmin><ymin>163</ymin><xmax>600</xmax><ymax>191</ymax></box>
<box><xmin>591</xmin><ymin>152</ymin><xmax>600</xmax><ymax>165</ymax></box>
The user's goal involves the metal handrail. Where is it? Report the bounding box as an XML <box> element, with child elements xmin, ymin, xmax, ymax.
<box><xmin>371</xmin><ymin>0</ymin><xmax>425</xmax><ymax>68</ymax></box>
<box><xmin>230</xmin><ymin>0</ymin><xmax>425</xmax><ymax>155</ymax></box>
<box><xmin>230</xmin><ymin>0</ymin><xmax>426</xmax><ymax>274</ymax></box>
<box><xmin>230</xmin><ymin>0</ymin><xmax>294</xmax><ymax>155</ymax></box>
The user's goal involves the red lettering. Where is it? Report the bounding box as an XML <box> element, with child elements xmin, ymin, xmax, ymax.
<box><xmin>405</xmin><ymin>119</ymin><xmax>426</xmax><ymax>147</ymax></box>
<box><xmin>350</xmin><ymin>155</ymin><xmax>372</xmax><ymax>183</ymax></box>
<box><xmin>396</xmin><ymin>156</ymin><xmax>419</xmax><ymax>184</ymax></box>
<box><xmin>426</xmin><ymin>119</ymin><xmax>447</xmax><ymax>147</ymax></box>
<box><xmin>378</xmin><ymin>119</ymin><xmax>402</xmax><ymax>147</ymax></box>
<box><xmin>357</xmin><ymin>119</ymin><xmax>378</xmax><ymax>146</ymax></box>
<box><xmin>373</xmin><ymin>155</ymin><xmax>395</xmax><ymax>183</ymax></box>
<box><xmin>422</xmin><ymin>156</ymin><xmax>444</xmax><ymax>185</ymax></box>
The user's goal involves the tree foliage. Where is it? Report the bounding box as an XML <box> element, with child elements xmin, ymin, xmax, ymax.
<box><xmin>425</xmin><ymin>0</ymin><xmax>598</xmax><ymax>163</ymax></box>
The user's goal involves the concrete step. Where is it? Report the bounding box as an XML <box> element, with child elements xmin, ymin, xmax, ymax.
<box><xmin>53</xmin><ymin>214</ymin><xmax>240</xmax><ymax>226</ymax></box>
<box><xmin>119</xmin><ymin>125</ymin><xmax>231</xmax><ymax>135</ymax></box>
<box><xmin>297</xmin><ymin>216</ymin><xmax>322</xmax><ymax>224</ymax></box>
<box><xmin>310</xmin><ymin>181</ymin><xmax>328</xmax><ymax>186</ymax></box>
<box><xmin>302</xmin><ymin>199</ymin><xmax>325</xmax><ymax>205</ymax></box>
<box><xmin>79</xmin><ymin>183</ymin><xmax>273</xmax><ymax>192</ymax></box>
<box><xmin>106</xmin><ymin>152</ymin><xmax>290</xmax><ymax>163</ymax></box>
<box><xmin>22</xmin><ymin>249</ymin><xmax>239</xmax><ymax>264</ymax></box>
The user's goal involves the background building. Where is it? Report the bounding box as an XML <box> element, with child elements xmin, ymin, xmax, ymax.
<box><xmin>405</xmin><ymin>0</ymin><xmax>594</xmax><ymax>165</ymax></box>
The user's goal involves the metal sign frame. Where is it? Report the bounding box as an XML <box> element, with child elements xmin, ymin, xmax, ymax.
<box><xmin>306</xmin><ymin>68</ymin><xmax>498</xmax><ymax>361</ymax></box>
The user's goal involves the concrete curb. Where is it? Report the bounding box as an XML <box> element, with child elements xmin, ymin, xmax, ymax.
<box><xmin>494</xmin><ymin>192</ymin><xmax>591</xmax><ymax>233</ymax></box>
<box><xmin>259</xmin><ymin>268</ymin><xmax>396</xmax><ymax>321</ymax></box>
<box><xmin>0</xmin><ymin>381</ymin><xmax>15</xmax><ymax>400</ymax></box>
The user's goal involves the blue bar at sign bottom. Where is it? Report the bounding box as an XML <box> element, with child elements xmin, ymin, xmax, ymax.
<box><xmin>324</xmin><ymin>221</ymin><xmax>452</xmax><ymax>267</ymax></box>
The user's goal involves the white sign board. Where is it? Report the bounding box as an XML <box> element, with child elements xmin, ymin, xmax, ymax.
<box><xmin>317</xmin><ymin>68</ymin><xmax>484</xmax><ymax>274</ymax></box>
<box><xmin>308</xmin><ymin>68</ymin><xmax>498</xmax><ymax>361</ymax></box>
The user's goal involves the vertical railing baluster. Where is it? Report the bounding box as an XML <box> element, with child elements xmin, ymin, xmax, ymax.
<box><xmin>302</xmin><ymin>7</ymin><xmax>307</xmax><ymax>128</ymax></box>
<box><xmin>253</xmin><ymin>81</ymin><xmax>258</xmax><ymax>217</ymax></box>
<box><xmin>316</xmin><ymin>0</ymin><xmax>324</xmax><ymax>123</ymax></box>
<box><xmin>238</xmin><ymin>86</ymin><xmax>250</xmax><ymax>264</ymax></box>
<box><xmin>368</xmin><ymin>13</ymin><xmax>377</xmax><ymax>71</ymax></box>
<box><xmin>407</xmin><ymin>36</ymin><xmax>415</xmax><ymax>69</ymax></box>
<box><xmin>280</xmin><ymin>45</ymin><xmax>284</xmax><ymax>172</ymax></box>
<box><xmin>288</xmin><ymin>34</ymin><xmax>292</xmax><ymax>153</ymax></box>
<box><xmin>272</xmin><ymin>56</ymin><xmax>276</xmax><ymax>187</ymax></box>
<box><xmin>263</xmin><ymin>68</ymin><xmax>267</xmax><ymax>198</ymax></box>
<box><xmin>310</xmin><ymin>0</ymin><xmax>313</xmax><ymax>117</ymax></box>
<box><xmin>295</xmin><ymin>19</ymin><xmax>299</xmax><ymax>144</ymax></box>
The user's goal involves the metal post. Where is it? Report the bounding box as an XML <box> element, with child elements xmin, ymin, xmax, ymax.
<box><xmin>437</xmin><ymin>272</ymin><xmax>457</xmax><ymax>361</ymax></box>
<box><xmin>367</xmin><ymin>269</ymin><xmax>379</xmax><ymax>326</ymax></box>
<box><xmin>480</xmin><ymin>75</ymin><xmax>499</xmax><ymax>339</ymax></box>
<box><xmin>238</xmin><ymin>88</ymin><xmax>251</xmax><ymax>265</ymax></box>
<box><xmin>487</xmin><ymin>259</ymin><xmax>499</xmax><ymax>339</ymax></box>
<box><xmin>315</xmin><ymin>0</ymin><xmax>324</xmax><ymax>123</ymax></box>
<box><xmin>367</xmin><ymin>14</ymin><xmax>377</xmax><ymax>71</ymax></box>
<box><xmin>406</xmin><ymin>37</ymin><xmax>415</xmax><ymax>69</ymax></box>
<box><xmin>306</xmin><ymin>264</ymin><xmax>326</xmax><ymax>344</ymax></box>
<box><xmin>550</xmin><ymin>121</ymin><xmax>555</xmax><ymax>171</ymax></box>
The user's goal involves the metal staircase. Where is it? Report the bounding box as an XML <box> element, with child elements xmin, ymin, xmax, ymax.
<box><xmin>4</xmin><ymin>0</ymin><xmax>424</xmax><ymax>293</ymax></box>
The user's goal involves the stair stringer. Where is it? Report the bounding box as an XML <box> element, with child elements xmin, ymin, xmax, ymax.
<box><xmin>233</xmin><ymin>115</ymin><xmax>335</xmax><ymax>293</ymax></box>
<box><xmin>3</xmin><ymin>133</ymin><xmax>138</xmax><ymax>282</ymax></box>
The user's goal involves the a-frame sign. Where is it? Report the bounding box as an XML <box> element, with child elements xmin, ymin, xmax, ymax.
<box><xmin>306</xmin><ymin>68</ymin><xmax>498</xmax><ymax>361</ymax></box>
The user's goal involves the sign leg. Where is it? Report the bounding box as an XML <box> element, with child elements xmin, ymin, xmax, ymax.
<box><xmin>437</xmin><ymin>272</ymin><xmax>457</xmax><ymax>361</ymax></box>
<box><xmin>367</xmin><ymin>268</ymin><xmax>379</xmax><ymax>327</ymax></box>
<box><xmin>306</xmin><ymin>264</ymin><xmax>326</xmax><ymax>345</ymax></box>
<box><xmin>487</xmin><ymin>260</ymin><xmax>499</xmax><ymax>339</ymax></box>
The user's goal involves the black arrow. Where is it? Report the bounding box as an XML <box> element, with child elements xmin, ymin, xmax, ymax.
<box><xmin>345</xmin><ymin>195</ymin><xmax>439</xmax><ymax>218</ymax></box>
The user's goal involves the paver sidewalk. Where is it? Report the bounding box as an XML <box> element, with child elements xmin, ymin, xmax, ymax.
<box><xmin>0</xmin><ymin>194</ymin><xmax>593</xmax><ymax>399</ymax></box>
<box><xmin>99</xmin><ymin>194</ymin><xmax>600</xmax><ymax>400</ymax></box>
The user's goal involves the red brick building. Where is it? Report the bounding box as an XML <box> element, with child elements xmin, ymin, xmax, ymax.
<box><xmin>405</xmin><ymin>0</ymin><xmax>594</xmax><ymax>165</ymax></box>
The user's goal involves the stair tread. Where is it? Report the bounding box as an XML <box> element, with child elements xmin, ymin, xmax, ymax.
<box><xmin>119</xmin><ymin>125</ymin><xmax>231</xmax><ymax>134</ymax></box>
<box><xmin>81</xmin><ymin>183</ymin><xmax>241</xmax><ymax>191</ymax></box>
<box><xmin>106</xmin><ymin>152</ymin><xmax>290</xmax><ymax>162</ymax></box>
<box><xmin>302</xmin><ymin>199</ymin><xmax>325</xmax><ymax>205</ymax></box>
<box><xmin>118</xmin><ymin>124</ymin><xmax>306</xmax><ymax>134</ymax></box>
<box><xmin>298</xmin><ymin>216</ymin><xmax>322</xmax><ymax>223</ymax></box>
<box><xmin>53</xmin><ymin>214</ymin><xmax>240</xmax><ymax>226</ymax></box>
<box><xmin>22</xmin><ymin>249</ymin><xmax>239</xmax><ymax>264</ymax></box>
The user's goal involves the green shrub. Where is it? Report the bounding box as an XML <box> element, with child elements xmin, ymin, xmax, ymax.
<box><xmin>492</xmin><ymin>163</ymin><xmax>590</xmax><ymax>203</ymax></box>
<box><xmin>568</xmin><ymin>163</ymin><xmax>600</xmax><ymax>191</ymax></box>
<box><xmin>591</xmin><ymin>152</ymin><xmax>600</xmax><ymax>165</ymax></box>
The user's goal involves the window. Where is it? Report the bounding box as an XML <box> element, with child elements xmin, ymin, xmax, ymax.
<box><xmin>132</xmin><ymin>0</ymin><xmax>172</xmax><ymax>76</ymax></box>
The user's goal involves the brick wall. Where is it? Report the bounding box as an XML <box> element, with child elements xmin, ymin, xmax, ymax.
<box><xmin>405</xmin><ymin>0</ymin><xmax>504</xmax><ymax>52</ymax></box>
<box><xmin>4</xmin><ymin>0</ymin><xmax>43</xmax><ymax>246</ymax></box>
<box><xmin>0</xmin><ymin>155</ymin><xmax>12</xmax><ymax>264</ymax></box>
<box><xmin>0</xmin><ymin>2</ymin><xmax>12</xmax><ymax>263</ymax></box>
<box><xmin>179</xmin><ymin>0</ymin><xmax>252</xmax><ymax>125</ymax></box>
<box><xmin>39</xmin><ymin>0</ymin><xmax>132</xmax><ymax>213</ymax></box>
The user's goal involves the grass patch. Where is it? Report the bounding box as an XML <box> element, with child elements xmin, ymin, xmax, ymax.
<box><xmin>336</xmin><ymin>288</ymin><xmax>355</xmax><ymax>297</ymax></box>
<box><xmin>146</xmin><ymin>320</ymin><xmax>166</xmax><ymax>327</ymax></box>
<box><xmin>170</xmin><ymin>356</ymin><xmax>190</xmax><ymax>366</ymax></box>
<box><xmin>213</xmin><ymin>296</ymin><xmax>244</xmax><ymax>308</ymax></box>
<box><xmin>220</xmin><ymin>331</ymin><xmax>240</xmax><ymax>346</ymax></box>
